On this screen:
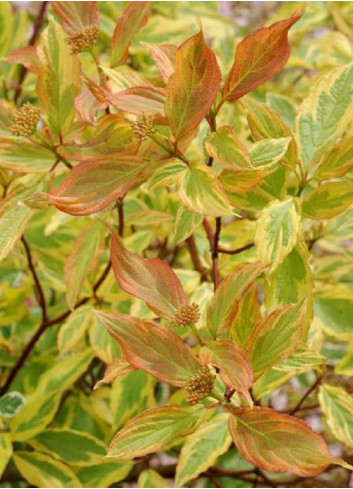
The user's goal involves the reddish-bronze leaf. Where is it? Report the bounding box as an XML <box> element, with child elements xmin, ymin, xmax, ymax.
<box><xmin>200</xmin><ymin>340</ymin><xmax>253</xmax><ymax>398</ymax></box>
<box><xmin>107</xmin><ymin>86</ymin><xmax>166</xmax><ymax>115</ymax></box>
<box><xmin>94</xmin><ymin>359</ymin><xmax>135</xmax><ymax>390</ymax></box>
<box><xmin>48</xmin><ymin>158</ymin><xmax>149</xmax><ymax>216</ymax></box>
<box><xmin>110</xmin><ymin>230</ymin><xmax>188</xmax><ymax>319</ymax></box>
<box><xmin>4</xmin><ymin>46</ymin><xmax>40</xmax><ymax>74</ymax></box>
<box><xmin>111</xmin><ymin>2</ymin><xmax>153</xmax><ymax>67</ymax></box>
<box><xmin>52</xmin><ymin>1</ymin><xmax>99</xmax><ymax>34</ymax></box>
<box><xmin>229</xmin><ymin>407</ymin><xmax>352</xmax><ymax>476</ymax></box>
<box><xmin>222</xmin><ymin>10</ymin><xmax>303</xmax><ymax>102</ymax></box>
<box><xmin>165</xmin><ymin>29</ymin><xmax>221</xmax><ymax>142</ymax></box>
<box><xmin>146</xmin><ymin>43</ymin><xmax>177</xmax><ymax>83</ymax></box>
<box><xmin>96</xmin><ymin>312</ymin><xmax>200</xmax><ymax>387</ymax></box>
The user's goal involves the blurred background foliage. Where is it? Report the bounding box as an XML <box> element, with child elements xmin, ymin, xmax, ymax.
<box><xmin>1</xmin><ymin>1</ymin><xmax>353</xmax><ymax>488</ymax></box>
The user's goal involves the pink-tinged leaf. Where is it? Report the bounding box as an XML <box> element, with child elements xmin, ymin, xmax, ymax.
<box><xmin>95</xmin><ymin>312</ymin><xmax>200</xmax><ymax>387</ymax></box>
<box><xmin>110</xmin><ymin>230</ymin><xmax>188</xmax><ymax>318</ymax></box>
<box><xmin>111</xmin><ymin>2</ymin><xmax>153</xmax><ymax>67</ymax></box>
<box><xmin>47</xmin><ymin>157</ymin><xmax>149</xmax><ymax>216</ymax></box>
<box><xmin>222</xmin><ymin>10</ymin><xmax>303</xmax><ymax>102</ymax></box>
<box><xmin>74</xmin><ymin>88</ymin><xmax>107</xmax><ymax>124</ymax></box>
<box><xmin>58</xmin><ymin>115</ymin><xmax>138</xmax><ymax>162</ymax></box>
<box><xmin>205</xmin><ymin>262</ymin><xmax>265</xmax><ymax>339</ymax></box>
<box><xmin>94</xmin><ymin>359</ymin><xmax>135</xmax><ymax>390</ymax></box>
<box><xmin>52</xmin><ymin>1</ymin><xmax>99</xmax><ymax>33</ymax></box>
<box><xmin>200</xmin><ymin>341</ymin><xmax>253</xmax><ymax>397</ymax></box>
<box><xmin>107</xmin><ymin>405</ymin><xmax>203</xmax><ymax>460</ymax></box>
<box><xmin>165</xmin><ymin>29</ymin><xmax>221</xmax><ymax>142</ymax></box>
<box><xmin>229</xmin><ymin>407</ymin><xmax>352</xmax><ymax>476</ymax></box>
<box><xmin>107</xmin><ymin>86</ymin><xmax>166</xmax><ymax>115</ymax></box>
<box><xmin>146</xmin><ymin>43</ymin><xmax>177</xmax><ymax>83</ymax></box>
<box><xmin>3</xmin><ymin>46</ymin><xmax>40</xmax><ymax>74</ymax></box>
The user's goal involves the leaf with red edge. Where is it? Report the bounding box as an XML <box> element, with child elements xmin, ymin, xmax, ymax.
<box><xmin>229</xmin><ymin>407</ymin><xmax>352</xmax><ymax>476</ymax></box>
<box><xmin>111</xmin><ymin>2</ymin><xmax>153</xmax><ymax>67</ymax></box>
<box><xmin>165</xmin><ymin>29</ymin><xmax>221</xmax><ymax>142</ymax></box>
<box><xmin>200</xmin><ymin>341</ymin><xmax>253</xmax><ymax>398</ymax></box>
<box><xmin>110</xmin><ymin>230</ymin><xmax>188</xmax><ymax>319</ymax></box>
<box><xmin>205</xmin><ymin>262</ymin><xmax>265</xmax><ymax>339</ymax></box>
<box><xmin>48</xmin><ymin>157</ymin><xmax>149</xmax><ymax>216</ymax></box>
<box><xmin>52</xmin><ymin>1</ymin><xmax>99</xmax><ymax>34</ymax></box>
<box><xmin>107</xmin><ymin>86</ymin><xmax>166</xmax><ymax>115</ymax></box>
<box><xmin>95</xmin><ymin>312</ymin><xmax>200</xmax><ymax>387</ymax></box>
<box><xmin>222</xmin><ymin>10</ymin><xmax>303</xmax><ymax>102</ymax></box>
<box><xmin>3</xmin><ymin>46</ymin><xmax>40</xmax><ymax>74</ymax></box>
<box><xmin>145</xmin><ymin>43</ymin><xmax>177</xmax><ymax>83</ymax></box>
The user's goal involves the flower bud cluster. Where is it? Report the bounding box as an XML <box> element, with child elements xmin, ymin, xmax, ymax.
<box><xmin>66</xmin><ymin>25</ymin><xmax>99</xmax><ymax>54</ymax></box>
<box><xmin>131</xmin><ymin>114</ymin><xmax>155</xmax><ymax>141</ymax></box>
<box><xmin>185</xmin><ymin>366</ymin><xmax>215</xmax><ymax>405</ymax></box>
<box><xmin>10</xmin><ymin>103</ymin><xmax>40</xmax><ymax>137</ymax></box>
<box><xmin>173</xmin><ymin>303</ymin><xmax>200</xmax><ymax>328</ymax></box>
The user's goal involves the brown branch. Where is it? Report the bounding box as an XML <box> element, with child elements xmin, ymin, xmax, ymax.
<box><xmin>13</xmin><ymin>1</ymin><xmax>48</xmax><ymax>104</ymax></box>
<box><xmin>288</xmin><ymin>375</ymin><xmax>322</xmax><ymax>415</ymax></box>
<box><xmin>21</xmin><ymin>236</ymin><xmax>47</xmax><ymax>324</ymax></box>
<box><xmin>219</xmin><ymin>243</ymin><xmax>254</xmax><ymax>255</ymax></box>
<box><xmin>212</xmin><ymin>217</ymin><xmax>222</xmax><ymax>290</ymax></box>
<box><xmin>186</xmin><ymin>235</ymin><xmax>208</xmax><ymax>282</ymax></box>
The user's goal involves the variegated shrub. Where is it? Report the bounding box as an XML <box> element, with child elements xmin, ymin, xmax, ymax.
<box><xmin>1</xmin><ymin>2</ymin><xmax>353</xmax><ymax>488</ymax></box>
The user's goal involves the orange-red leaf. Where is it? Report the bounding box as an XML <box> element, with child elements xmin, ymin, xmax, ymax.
<box><xmin>48</xmin><ymin>158</ymin><xmax>148</xmax><ymax>216</ymax></box>
<box><xmin>52</xmin><ymin>1</ymin><xmax>99</xmax><ymax>34</ymax></box>
<box><xmin>96</xmin><ymin>312</ymin><xmax>200</xmax><ymax>387</ymax></box>
<box><xmin>4</xmin><ymin>46</ymin><xmax>40</xmax><ymax>74</ymax></box>
<box><xmin>111</xmin><ymin>2</ymin><xmax>153</xmax><ymax>67</ymax></box>
<box><xmin>146</xmin><ymin>43</ymin><xmax>177</xmax><ymax>83</ymax></box>
<box><xmin>222</xmin><ymin>10</ymin><xmax>303</xmax><ymax>102</ymax></box>
<box><xmin>200</xmin><ymin>341</ymin><xmax>253</xmax><ymax>398</ymax></box>
<box><xmin>110</xmin><ymin>231</ymin><xmax>188</xmax><ymax>319</ymax></box>
<box><xmin>107</xmin><ymin>86</ymin><xmax>166</xmax><ymax>115</ymax></box>
<box><xmin>165</xmin><ymin>29</ymin><xmax>221</xmax><ymax>142</ymax></box>
<box><xmin>229</xmin><ymin>407</ymin><xmax>352</xmax><ymax>476</ymax></box>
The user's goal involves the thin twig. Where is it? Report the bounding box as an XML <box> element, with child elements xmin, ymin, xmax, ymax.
<box><xmin>212</xmin><ymin>217</ymin><xmax>222</xmax><ymax>290</ymax></box>
<box><xmin>186</xmin><ymin>235</ymin><xmax>208</xmax><ymax>282</ymax></box>
<box><xmin>219</xmin><ymin>243</ymin><xmax>254</xmax><ymax>255</ymax></box>
<box><xmin>288</xmin><ymin>375</ymin><xmax>322</xmax><ymax>415</ymax></box>
<box><xmin>21</xmin><ymin>236</ymin><xmax>47</xmax><ymax>324</ymax></box>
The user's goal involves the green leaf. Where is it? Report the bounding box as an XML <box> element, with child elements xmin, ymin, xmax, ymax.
<box><xmin>37</xmin><ymin>18</ymin><xmax>81</xmax><ymax>136</ymax></box>
<box><xmin>29</xmin><ymin>428</ymin><xmax>106</xmax><ymax>466</ymax></box>
<box><xmin>274</xmin><ymin>347</ymin><xmax>326</xmax><ymax>374</ymax></box>
<box><xmin>76</xmin><ymin>461</ymin><xmax>133</xmax><ymax>489</ymax></box>
<box><xmin>13</xmin><ymin>451</ymin><xmax>82</xmax><ymax>488</ymax></box>
<box><xmin>58</xmin><ymin>305</ymin><xmax>94</xmax><ymax>354</ymax></box>
<box><xmin>244</xmin><ymin>299</ymin><xmax>306</xmax><ymax>378</ymax></box>
<box><xmin>107</xmin><ymin>405</ymin><xmax>203</xmax><ymax>460</ymax></box>
<box><xmin>178</xmin><ymin>162</ymin><xmax>232</xmax><ymax>217</ymax></box>
<box><xmin>175</xmin><ymin>413</ymin><xmax>232</xmax><ymax>487</ymax></box>
<box><xmin>254</xmin><ymin>197</ymin><xmax>300</xmax><ymax>272</ymax></box>
<box><xmin>245</xmin><ymin>97</ymin><xmax>298</xmax><ymax>168</ymax></box>
<box><xmin>205</xmin><ymin>262</ymin><xmax>265</xmax><ymax>339</ymax></box>
<box><xmin>314</xmin><ymin>288</ymin><xmax>353</xmax><ymax>340</ymax></box>
<box><xmin>138</xmin><ymin>469</ymin><xmax>167</xmax><ymax>488</ymax></box>
<box><xmin>0</xmin><ymin>138</ymin><xmax>55</xmax><ymax>173</ymax></box>
<box><xmin>231</xmin><ymin>284</ymin><xmax>261</xmax><ymax>346</ymax></box>
<box><xmin>301</xmin><ymin>182</ymin><xmax>353</xmax><ymax>219</ymax></box>
<box><xmin>172</xmin><ymin>207</ymin><xmax>203</xmax><ymax>245</ymax></box>
<box><xmin>296</xmin><ymin>62</ymin><xmax>353</xmax><ymax>168</ymax></box>
<box><xmin>249</xmin><ymin>137</ymin><xmax>291</xmax><ymax>168</ymax></box>
<box><xmin>0</xmin><ymin>196</ymin><xmax>34</xmax><ymax>262</ymax></box>
<box><xmin>319</xmin><ymin>384</ymin><xmax>353</xmax><ymax>447</ymax></box>
<box><xmin>310</xmin><ymin>138</ymin><xmax>353</xmax><ymax>181</ymax></box>
<box><xmin>89</xmin><ymin>313</ymin><xmax>121</xmax><ymax>364</ymax></box>
<box><xmin>0</xmin><ymin>2</ymin><xmax>13</xmax><ymax>57</ymax></box>
<box><xmin>335</xmin><ymin>346</ymin><xmax>353</xmax><ymax>376</ymax></box>
<box><xmin>205</xmin><ymin>126</ymin><xmax>253</xmax><ymax>170</ymax></box>
<box><xmin>0</xmin><ymin>432</ymin><xmax>12</xmax><ymax>477</ymax></box>
<box><xmin>65</xmin><ymin>221</ymin><xmax>104</xmax><ymax>309</ymax></box>
<box><xmin>96</xmin><ymin>312</ymin><xmax>200</xmax><ymax>387</ymax></box>
<box><xmin>0</xmin><ymin>391</ymin><xmax>26</xmax><ymax>418</ymax></box>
